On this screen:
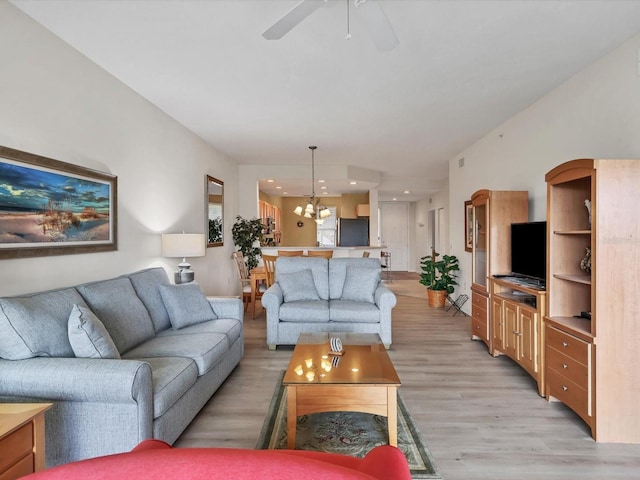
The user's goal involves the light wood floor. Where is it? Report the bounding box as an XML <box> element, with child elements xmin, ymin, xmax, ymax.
<box><xmin>176</xmin><ymin>274</ymin><xmax>640</xmax><ymax>479</ymax></box>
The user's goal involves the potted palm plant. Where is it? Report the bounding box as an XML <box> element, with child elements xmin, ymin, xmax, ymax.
<box><xmin>419</xmin><ymin>250</ymin><xmax>460</xmax><ymax>308</ymax></box>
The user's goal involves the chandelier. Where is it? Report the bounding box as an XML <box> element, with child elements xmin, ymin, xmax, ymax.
<box><xmin>293</xmin><ymin>146</ymin><xmax>331</xmax><ymax>225</ymax></box>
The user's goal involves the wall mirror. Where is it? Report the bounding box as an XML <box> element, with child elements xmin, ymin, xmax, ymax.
<box><xmin>206</xmin><ymin>175</ymin><xmax>223</xmax><ymax>247</ymax></box>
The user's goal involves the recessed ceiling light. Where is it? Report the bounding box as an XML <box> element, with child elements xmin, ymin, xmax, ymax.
<box><xmin>404</xmin><ymin>190</ymin><xmax>411</xmax><ymax>194</ymax></box>
<box><xmin>276</xmin><ymin>186</ymin><xmax>282</xmax><ymax>189</ymax></box>
<box><xmin>392</xmin><ymin>197</ymin><xmax>397</xmax><ymax>201</ymax></box>
<box><xmin>283</xmin><ymin>192</ymin><xmax>288</xmax><ymax>195</ymax></box>
<box><xmin>318</xmin><ymin>179</ymin><xmax>325</xmax><ymax>183</ymax></box>
<box><xmin>322</xmin><ymin>192</ymin><xmax>328</xmax><ymax>195</ymax></box>
<box><xmin>267</xmin><ymin>179</ymin><xmax>275</xmax><ymax>183</ymax></box>
<box><xmin>350</xmin><ymin>181</ymin><xmax>357</xmax><ymax>185</ymax></box>
<box><xmin>320</xmin><ymin>186</ymin><xmax>327</xmax><ymax>190</ymax></box>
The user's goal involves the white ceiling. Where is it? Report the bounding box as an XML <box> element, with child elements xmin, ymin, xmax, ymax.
<box><xmin>11</xmin><ymin>0</ymin><xmax>640</xmax><ymax>201</ymax></box>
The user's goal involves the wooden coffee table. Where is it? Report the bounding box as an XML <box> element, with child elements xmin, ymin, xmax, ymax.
<box><xmin>283</xmin><ymin>333</ymin><xmax>401</xmax><ymax>449</ymax></box>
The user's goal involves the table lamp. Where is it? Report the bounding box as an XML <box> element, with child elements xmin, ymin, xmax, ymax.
<box><xmin>161</xmin><ymin>233</ymin><xmax>206</xmax><ymax>284</ymax></box>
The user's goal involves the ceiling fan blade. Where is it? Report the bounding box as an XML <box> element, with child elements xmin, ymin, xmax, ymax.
<box><xmin>354</xmin><ymin>0</ymin><xmax>399</xmax><ymax>51</ymax></box>
<box><xmin>262</xmin><ymin>0</ymin><xmax>326</xmax><ymax>40</ymax></box>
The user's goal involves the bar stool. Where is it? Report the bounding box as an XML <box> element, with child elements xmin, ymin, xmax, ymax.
<box><xmin>380</xmin><ymin>251</ymin><xmax>391</xmax><ymax>282</ymax></box>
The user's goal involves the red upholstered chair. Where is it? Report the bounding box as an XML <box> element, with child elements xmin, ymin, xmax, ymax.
<box><xmin>23</xmin><ymin>440</ymin><xmax>412</xmax><ymax>480</ymax></box>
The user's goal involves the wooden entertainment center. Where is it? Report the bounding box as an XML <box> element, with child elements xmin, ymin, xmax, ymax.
<box><xmin>470</xmin><ymin>159</ymin><xmax>640</xmax><ymax>444</ymax></box>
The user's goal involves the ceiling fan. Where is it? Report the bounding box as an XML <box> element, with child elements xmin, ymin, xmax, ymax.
<box><xmin>262</xmin><ymin>0</ymin><xmax>399</xmax><ymax>51</ymax></box>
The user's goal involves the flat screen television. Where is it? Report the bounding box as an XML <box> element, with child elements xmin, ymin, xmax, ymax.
<box><xmin>510</xmin><ymin>221</ymin><xmax>547</xmax><ymax>285</ymax></box>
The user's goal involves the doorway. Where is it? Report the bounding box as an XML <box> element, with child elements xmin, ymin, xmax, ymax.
<box><xmin>379</xmin><ymin>202</ymin><xmax>409</xmax><ymax>271</ymax></box>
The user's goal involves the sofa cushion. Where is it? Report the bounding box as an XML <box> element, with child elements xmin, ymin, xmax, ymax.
<box><xmin>77</xmin><ymin>277</ymin><xmax>156</xmax><ymax>354</ymax></box>
<box><xmin>0</xmin><ymin>287</ymin><xmax>87</xmax><ymax>360</ymax></box>
<box><xmin>340</xmin><ymin>266</ymin><xmax>381</xmax><ymax>303</ymax></box>
<box><xmin>127</xmin><ymin>268</ymin><xmax>172</xmax><ymax>333</ymax></box>
<box><xmin>279</xmin><ymin>300</ymin><xmax>330</xmax><ymax>323</ymax></box>
<box><xmin>158</xmin><ymin>283</ymin><xmax>217</xmax><ymax>330</ymax></box>
<box><xmin>156</xmin><ymin>318</ymin><xmax>242</xmax><ymax>347</ymax></box>
<box><xmin>278</xmin><ymin>269</ymin><xmax>320</xmax><ymax>303</ymax></box>
<box><xmin>329</xmin><ymin>300</ymin><xmax>381</xmax><ymax>323</ymax></box>
<box><xmin>137</xmin><ymin>357</ymin><xmax>199</xmax><ymax>419</ymax></box>
<box><xmin>123</xmin><ymin>331</ymin><xmax>228</xmax><ymax>376</ymax></box>
<box><xmin>275</xmin><ymin>257</ymin><xmax>329</xmax><ymax>300</ymax></box>
<box><xmin>68</xmin><ymin>304</ymin><xmax>120</xmax><ymax>359</ymax></box>
<box><xmin>329</xmin><ymin>258</ymin><xmax>382</xmax><ymax>300</ymax></box>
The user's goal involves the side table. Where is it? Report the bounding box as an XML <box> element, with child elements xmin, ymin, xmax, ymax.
<box><xmin>0</xmin><ymin>403</ymin><xmax>52</xmax><ymax>480</ymax></box>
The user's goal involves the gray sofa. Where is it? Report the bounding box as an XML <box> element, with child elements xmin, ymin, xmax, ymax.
<box><xmin>0</xmin><ymin>267</ymin><xmax>243</xmax><ymax>467</ymax></box>
<box><xmin>261</xmin><ymin>257</ymin><xmax>396</xmax><ymax>349</ymax></box>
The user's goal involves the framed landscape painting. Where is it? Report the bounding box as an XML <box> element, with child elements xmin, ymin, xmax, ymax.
<box><xmin>0</xmin><ymin>146</ymin><xmax>117</xmax><ymax>259</ymax></box>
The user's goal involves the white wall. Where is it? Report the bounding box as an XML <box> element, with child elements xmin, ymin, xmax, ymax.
<box><xmin>0</xmin><ymin>3</ymin><xmax>239</xmax><ymax>296</ymax></box>
<box><xmin>449</xmin><ymin>32</ymin><xmax>640</xmax><ymax>312</ymax></box>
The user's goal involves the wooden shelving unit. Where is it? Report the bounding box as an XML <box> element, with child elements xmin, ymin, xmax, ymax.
<box><xmin>470</xmin><ymin>189</ymin><xmax>528</xmax><ymax>350</ymax></box>
<box><xmin>545</xmin><ymin>158</ymin><xmax>640</xmax><ymax>443</ymax></box>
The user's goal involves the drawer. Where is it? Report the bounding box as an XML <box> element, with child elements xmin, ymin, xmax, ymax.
<box><xmin>0</xmin><ymin>453</ymin><xmax>34</xmax><ymax>480</ymax></box>
<box><xmin>547</xmin><ymin>368</ymin><xmax>590</xmax><ymax>421</ymax></box>
<box><xmin>472</xmin><ymin>317</ymin><xmax>488</xmax><ymax>339</ymax></box>
<box><xmin>546</xmin><ymin>346</ymin><xmax>589</xmax><ymax>390</ymax></box>
<box><xmin>546</xmin><ymin>326</ymin><xmax>590</xmax><ymax>366</ymax></box>
<box><xmin>0</xmin><ymin>423</ymin><xmax>33</xmax><ymax>473</ymax></box>
<box><xmin>472</xmin><ymin>292</ymin><xmax>488</xmax><ymax>309</ymax></box>
<box><xmin>472</xmin><ymin>303</ymin><xmax>487</xmax><ymax>323</ymax></box>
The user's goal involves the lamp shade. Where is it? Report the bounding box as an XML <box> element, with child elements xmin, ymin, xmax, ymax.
<box><xmin>161</xmin><ymin>233</ymin><xmax>206</xmax><ymax>258</ymax></box>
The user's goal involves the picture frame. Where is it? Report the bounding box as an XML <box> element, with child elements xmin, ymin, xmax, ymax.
<box><xmin>465</xmin><ymin>200</ymin><xmax>473</xmax><ymax>252</ymax></box>
<box><xmin>206</xmin><ymin>175</ymin><xmax>224</xmax><ymax>247</ymax></box>
<box><xmin>0</xmin><ymin>146</ymin><xmax>117</xmax><ymax>259</ymax></box>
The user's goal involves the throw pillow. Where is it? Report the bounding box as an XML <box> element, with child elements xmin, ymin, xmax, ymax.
<box><xmin>278</xmin><ymin>269</ymin><xmax>320</xmax><ymax>303</ymax></box>
<box><xmin>158</xmin><ymin>283</ymin><xmax>217</xmax><ymax>330</ymax></box>
<box><xmin>341</xmin><ymin>266</ymin><xmax>381</xmax><ymax>303</ymax></box>
<box><xmin>68</xmin><ymin>304</ymin><xmax>120</xmax><ymax>359</ymax></box>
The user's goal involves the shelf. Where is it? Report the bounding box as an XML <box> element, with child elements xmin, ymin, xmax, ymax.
<box><xmin>553</xmin><ymin>230</ymin><xmax>591</xmax><ymax>235</ymax></box>
<box><xmin>545</xmin><ymin>316</ymin><xmax>593</xmax><ymax>342</ymax></box>
<box><xmin>553</xmin><ymin>273</ymin><xmax>591</xmax><ymax>285</ymax></box>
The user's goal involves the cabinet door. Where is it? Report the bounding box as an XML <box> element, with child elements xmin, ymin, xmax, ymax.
<box><xmin>503</xmin><ymin>300</ymin><xmax>518</xmax><ymax>359</ymax></box>
<box><xmin>518</xmin><ymin>308</ymin><xmax>538</xmax><ymax>373</ymax></box>
<box><xmin>472</xmin><ymin>201</ymin><xmax>488</xmax><ymax>291</ymax></box>
<box><xmin>491</xmin><ymin>296</ymin><xmax>504</xmax><ymax>353</ymax></box>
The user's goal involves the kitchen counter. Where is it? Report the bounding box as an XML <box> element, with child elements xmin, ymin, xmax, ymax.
<box><xmin>260</xmin><ymin>246</ymin><xmax>386</xmax><ymax>258</ymax></box>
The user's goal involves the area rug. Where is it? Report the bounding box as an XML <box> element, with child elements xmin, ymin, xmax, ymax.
<box><xmin>256</xmin><ymin>372</ymin><xmax>441</xmax><ymax>479</ymax></box>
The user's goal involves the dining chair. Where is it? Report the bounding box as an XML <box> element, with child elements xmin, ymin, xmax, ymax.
<box><xmin>277</xmin><ymin>250</ymin><xmax>304</xmax><ymax>257</ymax></box>
<box><xmin>362</xmin><ymin>251</ymin><xmax>370</xmax><ymax>257</ymax></box>
<box><xmin>307</xmin><ymin>250</ymin><xmax>333</xmax><ymax>259</ymax></box>
<box><xmin>232</xmin><ymin>252</ymin><xmax>252</xmax><ymax>311</ymax></box>
<box><xmin>262</xmin><ymin>254</ymin><xmax>278</xmax><ymax>288</ymax></box>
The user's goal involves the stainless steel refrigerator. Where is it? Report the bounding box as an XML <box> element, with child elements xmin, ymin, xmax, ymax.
<box><xmin>337</xmin><ymin>218</ymin><xmax>369</xmax><ymax>246</ymax></box>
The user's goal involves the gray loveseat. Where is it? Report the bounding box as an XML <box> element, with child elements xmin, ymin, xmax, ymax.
<box><xmin>261</xmin><ymin>257</ymin><xmax>396</xmax><ymax>349</ymax></box>
<box><xmin>0</xmin><ymin>267</ymin><xmax>243</xmax><ymax>467</ymax></box>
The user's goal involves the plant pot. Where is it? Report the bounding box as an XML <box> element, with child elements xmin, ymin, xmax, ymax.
<box><xmin>427</xmin><ymin>289</ymin><xmax>447</xmax><ymax>308</ymax></box>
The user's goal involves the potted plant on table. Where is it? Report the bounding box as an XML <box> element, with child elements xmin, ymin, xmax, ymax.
<box><xmin>419</xmin><ymin>250</ymin><xmax>460</xmax><ymax>308</ymax></box>
<box><xmin>231</xmin><ymin>216</ymin><xmax>265</xmax><ymax>271</ymax></box>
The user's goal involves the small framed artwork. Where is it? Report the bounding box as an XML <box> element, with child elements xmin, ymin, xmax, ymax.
<box><xmin>465</xmin><ymin>200</ymin><xmax>473</xmax><ymax>252</ymax></box>
<box><xmin>0</xmin><ymin>146</ymin><xmax>117</xmax><ymax>259</ymax></box>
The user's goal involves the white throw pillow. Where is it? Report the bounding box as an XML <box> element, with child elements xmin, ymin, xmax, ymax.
<box><xmin>158</xmin><ymin>283</ymin><xmax>217</xmax><ymax>330</ymax></box>
<box><xmin>341</xmin><ymin>266</ymin><xmax>380</xmax><ymax>303</ymax></box>
<box><xmin>68</xmin><ymin>304</ymin><xmax>120</xmax><ymax>359</ymax></box>
<box><xmin>278</xmin><ymin>269</ymin><xmax>320</xmax><ymax>303</ymax></box>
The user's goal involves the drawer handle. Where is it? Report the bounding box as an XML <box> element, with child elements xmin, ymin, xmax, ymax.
<box><xmin>562</xmin><ymin>386</ymin><xmax>568</xmax><ymax>391</ymax></box>
<box><xmin>562</xmin><ymin>342</ymin><xmax>568</xmax><ymax>347</ymax></box>
<box><xmin>513</xmin><ymin>331</ymin><xmax>522</xmax><ymax>336</ymax></box>
<box><xmin>562</xmin><ymin>364</ymin><xmax>568</xmax><ymax>369</ymax></box>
